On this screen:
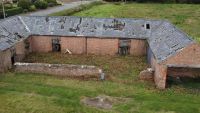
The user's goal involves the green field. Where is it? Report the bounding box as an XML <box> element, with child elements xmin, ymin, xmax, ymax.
<box><xmin>0</xmin><ymin>53</ymin><xmax>200</xmax><ymax>113</ymax></box>
<box><xmin>52</xmin><ymin>2</ymin><xmax>200</xmax><ymax>42</ymax></box>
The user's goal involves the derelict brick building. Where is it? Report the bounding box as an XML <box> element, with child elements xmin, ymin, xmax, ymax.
<box><xmin>0</xmin><ymin>16</ymin><xmax>199</xmax><ymax>89</ymax></box>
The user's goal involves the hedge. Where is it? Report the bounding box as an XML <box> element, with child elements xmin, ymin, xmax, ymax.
<box><xmin>49</xmin><ymin>1</ymin><xmax>103</xmax><ymax>16</ymax></box>
<box><xmin>18</xmin><ymin>0</ymin><xmax>32</xmax><ymax>9</ymax></box>
<box><xmin>0</xmin><ymin>7</ymin><xmax>23</xmax><ymax>18</ymax></box>
<box><xmin>34</xmin><ymin>0</ymin><xmax>48</xmax><ymax>9</ymax></box>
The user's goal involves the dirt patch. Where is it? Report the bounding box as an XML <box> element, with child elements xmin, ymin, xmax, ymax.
<box><xmin>81</xmin><ymin>95</ymin><xmax>130</xmax><ymax>109</ymax></box>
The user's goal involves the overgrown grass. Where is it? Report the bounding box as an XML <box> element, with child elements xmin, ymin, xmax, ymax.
<box><xmin>53</xmin><ymin>2</ymin><xmax>200</xmax><ymax>42</ymax></box>
<box><xmin>49</xmin><ymin>1</ymin><xmax>103</xmax><ymax>16</ymax></box>
<box><xmin>0</xmin><ymin>53</ymin><xmax>200</xmax><ymax>113</ymax></box>
<box><xmin>23</xmin><ymin>53</ymin><xmax>147</xmax><ymax>81</ymax></box>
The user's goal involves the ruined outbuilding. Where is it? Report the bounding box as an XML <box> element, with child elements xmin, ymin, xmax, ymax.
<box><xmin>0</xmin><ymin>16</ymin><xmax>199</xmax><ymax>89</ymax></box>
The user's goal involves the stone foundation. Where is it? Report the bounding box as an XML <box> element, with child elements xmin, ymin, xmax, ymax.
<box><xmin>14</xmin><ymin>62</ymin><xmax>103</xmax><ymax>80</ymax></box>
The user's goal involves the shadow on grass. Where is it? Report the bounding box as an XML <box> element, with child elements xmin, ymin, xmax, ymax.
<box><xmin>167</xmin><ymin>76</ymin><xmax>200</xmax><ymax>94</ymax></box>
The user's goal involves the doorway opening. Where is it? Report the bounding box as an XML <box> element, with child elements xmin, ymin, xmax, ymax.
<box><xmin>11</xmin><ymin>55</ymin><xmax>15</xmax><ymax>65</ymax></box>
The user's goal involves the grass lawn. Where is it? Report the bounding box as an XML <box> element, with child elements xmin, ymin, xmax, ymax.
<box><xmin>53</xmin><ymin>2</ymin><xmax>200</xmax><ymax>42</ymax></box>
<box><xmin>0</xmin><ymin>53</ymin><xmax>200</xmax><ymax>113</ymax></box>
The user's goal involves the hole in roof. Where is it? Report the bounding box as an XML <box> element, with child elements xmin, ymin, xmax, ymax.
<box><xmin>146</xmin><ymin>24</ymin><xmax>150</xmax><ymax>29</ymax></box>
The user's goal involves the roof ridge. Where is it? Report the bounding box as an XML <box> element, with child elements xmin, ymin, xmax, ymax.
<box><xmin>18</xmin><ymin>16</ymin><xmax>31</xmax><ymax>33</ymax></box>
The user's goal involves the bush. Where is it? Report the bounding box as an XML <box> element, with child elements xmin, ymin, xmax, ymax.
<box><xmin>0</xmin><ymin>3</ymin><xmax>14</xmax><ymax>9</ymax></box>
<box><xmin>45</xmin><ymin>0</ymin><xmax>57</xmax><ymax>4</ymax></box>
<box><xmin>13</xmin><ymin>0</ymin><xmax>18</xmax><ymax>3</ymax></box>
<box><xmin>44</xmin><ymin>0</ymin><xmax>57</xmax><ymax>7</ymax></box>
<box><xmin>34</xmin><ymin>0</ymin><xmax>48</xmax><ymax>9</ymax></box>
<box><xmin>29</xmin><ymin>5</ymin><xmax>36</xmax><ymax>11</ymax></box>
<box><xmin>4</xmin><ymin>4</ymin><xmax>13</xmax><ymax>9</ymax></box>
<box><xmin>18</xmin><ymin>0</ymin><xmax>32</xmax><ymax>9</ymax></box>
<box><xmin>135</xmin><ymin>0</ymin><xmax>146</xmax><ymax>3</ymax></box>
<box><xmin>48</xmin><ymin>2</ymin><xmax>56</xmax><ymax>7</ymax></box>
<box><xmin>0</xmin><ymin>7</ymin><xmax>23</xmax><ymax>18</ymax></box>
<box><xmin>49</xmin><ymin>1</ymin><xmax>103</xmax><ymax>16</ymax></box>
<box><xmin>23</xmin><ymin>9</ymin><xmax>28</xmax><ymax>13</ymax></box>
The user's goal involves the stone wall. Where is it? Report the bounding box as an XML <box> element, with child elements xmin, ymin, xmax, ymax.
<box><xmin>14</xmin><ymin>62</ymin><xmax>102</xmax><ymax>79</ymax></box>
<box><xmin>130</xmin><ymin>39</ymin><xmax>147</xmax><ymax>56</ymax></box>
<box><xmin>0</xmin><ymin>49</ymin><xmax>12</xmax><ymax>73</ymax></box>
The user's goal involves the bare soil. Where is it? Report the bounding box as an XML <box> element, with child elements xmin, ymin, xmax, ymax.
<box><xmin>81</xmin><ymin>95</ymin><xmax>130</xmax><ymax>109</ymax></box>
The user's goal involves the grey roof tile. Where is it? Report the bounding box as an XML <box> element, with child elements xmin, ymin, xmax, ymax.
<box><xmin>148</xmin><ymin>21</ymin><xmax>194</xmax><ymax>62</ymax></box>
<box><xmin>0</xmin><ymin>16</ymin><xmax>195</xmax><ymax>63</ymax></box>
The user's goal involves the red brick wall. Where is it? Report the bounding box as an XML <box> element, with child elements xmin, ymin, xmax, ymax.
<box><xmin>164</xmin><ymin>43</ymin><xmax>200</xmax><ymax>65</ymax></box>
<box><xmin>149</xmin><ymin>53</ymin><xmax>168</xmax><ymax>89</ymax></box>
<box><xmin>153</xmin><ymin>43</ymin><xmax>200</xmax><ymax>89</ymax></box>
<box><xmin>163</xmin><ymin>43</ymin><xmax>200</xmax><ymax>78</ymax></box>
<box><xmin>61</xmin><ymin>37</ymin><xmax>86</xmax><ymax>54</ymax></box>
<box><xmin>130</xmin><ymin>39</ymin><xmax>147</xmax><ymax>56</ymax></box>
<box><xmin>87</xmin><ymin>38</ymin><xmax>118</xmax><ymax>55</ymax></box>
<box><xmin>28</xmin><ymin>36</ymin><xmax>148</xmax><ymax>56</ymax></box>
<box><xmin>30</xmin><ymin>36</ymin><xmax>52</xmax><ymax>53</ymax></box>
<box><xmin>15</xmin><ymin>40</ymin><xmax>27</xmax><ymax>61</ymax></box>
<box><xmin>154</xmin><ymin>62</ymin><xmax>167</xmax><ymax>89</ymax></box>
<box><xmin>0</xmin><ymin>49</ymin><xmax>12</xmax><ymax>72</ymax></box>
<box><xmin>167</xmin><ymin>67</ymin><xmax>200</xmax><ymax>77</ymax></box>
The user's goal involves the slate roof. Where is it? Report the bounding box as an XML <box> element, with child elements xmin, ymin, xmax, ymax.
<box><xmin>148</xmin><ymin>21</ymin><xmax>194</xmax><ymax>62</ymax></box>
<box><xmin>0</xmin><ymin>16</ymin><xmax>195</xmax><ymax>62</ymax></box>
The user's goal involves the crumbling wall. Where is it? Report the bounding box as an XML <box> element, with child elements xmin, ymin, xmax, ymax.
<box><xmin>61</xmin><ymin>37</ymin><xmax>86</xmax><ymax>54</ymax></box>
<box><xmin>87</xmin><ymin>38</ymin><xmax>118</xmax><ymax>55</ymax></box>
<box><xmin>0</xmin><ymin>49</ymin><xmax>12</xmax><ymax>72</ymax></box>
<box><xmin>14</xmin><ymin>62</ymin><xmax>102</xmax><ymax>79</ymax></box>
<box><xmin>29</xmin><ymin>36</ymin><xmax>52</xmax><ymax>53</ymax></box>
<box><xmin>130</xmin><ymin>39</ymin><xmax>147</xmax><ymax>56</ymax></box>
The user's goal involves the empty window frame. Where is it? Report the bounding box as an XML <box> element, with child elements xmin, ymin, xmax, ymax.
<box><xmin>118</xmin><ymin>39</ymin><xmax>131</xmax><ymax>55</ymax></box>
<box><xmin>52</xmin><ymin>38</ymin><xmax>61</xmax><ymax>52</ymax></box>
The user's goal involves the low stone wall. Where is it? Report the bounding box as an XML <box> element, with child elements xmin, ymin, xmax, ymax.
<box><xmin>14</xmin><ymin>62</ymin><xmax>103</xmax><ymax>80</ymax></box>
